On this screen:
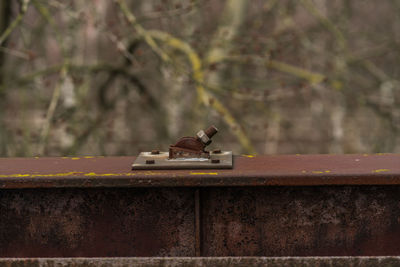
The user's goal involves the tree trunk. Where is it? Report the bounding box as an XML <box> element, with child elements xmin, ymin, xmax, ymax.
<box><xmin>0</xmin><ymin>0</ymin><xmax>11</xmax><ymax>156</ymax></box>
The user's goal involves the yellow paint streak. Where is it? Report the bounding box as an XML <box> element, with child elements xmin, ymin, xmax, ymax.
<box><xmin>0</xmin><ymin>174</ymin><xmax>30</xmax><ymax>178</ymax></box>
<box><xmin>32</xmin><ymin>172</ymin><xmax>83</xmax><ymax>177</ymax></box>
<box><xmin>0</xmin><ymin>172</ymin><xmax>137</xmax><ymax>178</ymax></box>
<box><xmin>242</xmin><ymin>154</ymin><xmax>255</xmax><ymax>158</ymax></box>
<box><xmin>61</xmin><ymin>157</ymin><xmax>82</xmax><ymax>160</ymax></box>
<box><xmin>0</xmin><ymin>172</ymin><xmax>82</xmax><ymax>178</ymax></box>
<box><xmin>372</xmin><ymin>169</ymin><xmax>390</xmax><ymax>173</ymax></box>
<box><xmin>190</xmin><ymin>172</ymin><xmax>219</xmax><ymax>175</ymax></box>
<box><xmin>84</xmin><ymin>172</ymin><xmax>136</xmax><ymax>177</ymax></box>
<box><xmin>84</xmin><ymin>156</ymin><xmax>95</xmax><ymax>159</ymax></box>
<box><xmin>311</xmin><ymin>170</ymin><xmax>331</xmax><ymax>174</ymax></box>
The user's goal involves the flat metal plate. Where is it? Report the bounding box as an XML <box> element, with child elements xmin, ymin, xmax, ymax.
<box><xmin>132</xmin><ymin>151</ymin><xmax>233</xmax><ymax>170</ymax></box>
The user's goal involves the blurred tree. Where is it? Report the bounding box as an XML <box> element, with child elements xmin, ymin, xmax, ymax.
<box><xmin>0</xmin><ymin>0</ymin><xmax>399</xmax><ymax>157</ymax></box>
<box><xmin>0</xmin><ymin>0</ymin><xmax>11</xmax><ymax>155</ymax></box>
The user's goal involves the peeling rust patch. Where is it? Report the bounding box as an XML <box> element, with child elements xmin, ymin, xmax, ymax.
<box><xmin>202</xmin><ymin>186</ymin><xmax>400</xmax><ymax>256</ymax></box>
<box><xmin>0</xmin><ymin>188</ymin><xmax>195</xmax><ymax>257</ymax></box>
<box><xmin>1</xmin><ymin>186</ymin><xmax>400</xmax><ymax>257</ymax></box>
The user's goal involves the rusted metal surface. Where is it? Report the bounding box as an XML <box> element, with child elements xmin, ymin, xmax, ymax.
<box><xmin>0</xmin><ymin>154</ymin><xmax>399</xmax><ymax>188</ymax></box>
<box><xmin>1</xmin><ymin>154</ymin><xmax>400</xmax><ymax>258</ymax></box>
<box><xmin>1</xmin><ymin>257</ymin><xmax>400</xmax><ymax>266</ymax></box>
<box><xmin>169</xmin><ymin>125</ymin><xmax>218</xmax><ymax>159</ymax></box>
<box><xmin>2</xmin><ymin>185</ymin><xmax>400</xmax><ymax>256</ymax></box>
<box><xmin>0</xmin><ymin>188</ymin><xmax>194</xmax><ymax>257</ymax></box>
<box><xmin>195</xmin><ymin>189</ymin><xmax>201</xmax><ymax>257</ymax></box>
<box><xmin>201</xmin><ymin>186</ymin><xmax>400</xmax><ymax>256</ymax></box>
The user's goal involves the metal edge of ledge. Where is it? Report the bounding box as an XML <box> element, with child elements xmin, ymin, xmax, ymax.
<box><xmin>0</xmin><ymin>154</ymin><xmax>399</xmax><ymax>188</ymax></box>
<box><xmin>0</xmin><ymin>257</ymin><xmax>400</xmax><ymax>266</ymax></box>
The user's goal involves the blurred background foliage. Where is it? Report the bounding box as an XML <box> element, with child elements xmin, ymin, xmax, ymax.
<box><xmin>0</xmin><ymin>0</ymin><xmax>400</xmax><ymax>157</ymax></box>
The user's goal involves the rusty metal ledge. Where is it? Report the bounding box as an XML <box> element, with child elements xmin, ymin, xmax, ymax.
<box><xmin>1</xmin><ymin>257</ymin><xmax>400</xmax><ymax>266</ymax></box>
<box><xmin>0</xmin><ymin>154</ymin><xmax>399</xmax><ymax>188</ymax></box>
